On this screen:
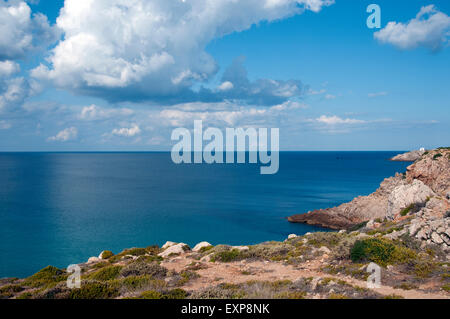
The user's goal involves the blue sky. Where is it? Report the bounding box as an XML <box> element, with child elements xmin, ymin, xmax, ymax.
<box><xmin>0</xmin><ymin>0</ymin><xmax>449</xmax><ymax>151</ymax></box>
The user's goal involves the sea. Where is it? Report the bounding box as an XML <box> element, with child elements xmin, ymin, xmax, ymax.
<box><xmin>0</xmin><ymin>152</ymin><xmax>410</xmax><ymax>278</ymax></box>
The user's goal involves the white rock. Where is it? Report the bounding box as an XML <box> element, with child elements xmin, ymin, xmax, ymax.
<box><xmin>192</xmin><ymin>242</ymin><xmax>212</xmax><ymax>252</ymax></box>
<box><xmin>431</xmin><ymin>232</ymin><xmax>444</xmax><ymax>245</ymax></box>
<box><xmin>387</xmin><ymin>180</ymin><xmax>435</xmax><ymax>219</ymax></box>
<box><xmin>162</xmin><ymin>241</ymin><xmax>177</xmax><ymax>249</ymax></box>
<box><xmin>288</xmin><ymin>234</ymin><xmax>298</xmax><ymax>239</ymax></box>
<box><xmin>158</xmin><ymin>243</ymin><xmax>189</xmax><ymax>258</ymax></box>
<box><xmin>339</xmin><ymin>230</ymin><xmax>346</xmax><ymax>234</ymax></box>
<box><xmin>87</xmin><ymin>257</ymin><xmax>101</xmax><ymax>264</ymax></box>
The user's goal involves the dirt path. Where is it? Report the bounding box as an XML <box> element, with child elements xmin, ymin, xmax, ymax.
<box><xmin>162</xmin><ymin>254</ymin><xmax>449</xmax><ymax>299</ymax></box>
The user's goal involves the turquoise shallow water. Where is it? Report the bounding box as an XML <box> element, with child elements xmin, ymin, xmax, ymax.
<box><xmin>0</xmin><ymin>152</ymin><xmax>409</xmax><ymax>278</ymax></box>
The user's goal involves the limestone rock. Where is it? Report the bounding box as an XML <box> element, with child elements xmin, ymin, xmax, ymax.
<box><xmin>162</xmin><ymin>241</ymin><xmax>177</xmax><ymax>249</ymax></box>
<box><xmin>390</xmin><ymin>150</ymin><xmax>425</xmax><ymax>162</ymax></box>
<box><xmin>192</xmin><ymin>242</ymin><xmax>212</xmax><ymax>252</ymax></box>
<box><xmin>87</xmin><ymin>257</ymin><xmax>101</xmax><ymax>264</ymax></box>
<box><xmin>158</xmin><ymin>243</ymin><xmax>190</xmax><ymax>258</ymax></box>
<box><xmin>387</xmin><ymin>180</ymin><xmax>434</xmax><ymax>219</ymax></box>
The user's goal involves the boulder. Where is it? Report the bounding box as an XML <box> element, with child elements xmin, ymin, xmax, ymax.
<box><xmin>288</xmin><ymin>234</ymin><xmax>298</xmax><ymax>239</ymax></box>
<box><xmin>87</xmin><ymin>257</ymin><xmax>101</xmax><ymax>264</ymax></box>
<box><xmin>192</xmin><ymin>242</ymin><xmax>212</xmax><ymax>252</ymax></box>
<box><xmin>158</xmin><ymin>243</ymin><xmax>190</xmax><ymax>258</ymax></box>
<box><xmin>162</xmin><ymin>241</ymin><xmax>177</xmax><ymax>249</ymax></box>
<box><xmin>387</xmin><ymin>180</ymin><xmax>434</xmax><ymax>219</ymax></box>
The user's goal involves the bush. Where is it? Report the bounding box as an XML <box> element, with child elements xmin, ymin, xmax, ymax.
<box><xmin>88</xmin><ymin>265</ymin><xmax>122</xmax><ymax>281</ymax></box>
<box><xmin>400</xmin><ymin>204</ymin><xmax>414</xmax><ymax>217</ymax></box>
<box><xmin>211</xmin><ymin>249</ymin><xmax>243</xmax><ymax>262</ymax></box>
<box><xmin>120</xmin><ymin>262</ymin><xmax>167</xmax><ymax>278</ymax></box>
<box><xmin>100</xmin><ymin>251</ymin><xmax>114</xmax><ymax>259</ymax></box>
<box><xmin>307</xmin><ymin>232</ymin><xmax>343</xmax><ymax>248</ymax></box>
<box><xmin>69</xmin><ymin>282</ymin><xmax>119</xmax><ymax>299</ymax></box>
<box><xmin>24</xmin><ymin>266</ymin><xmax>67</xmax><ymax>288</ymax></box>
<box><xmin>350</xmin><ymin>238</ymin><xmax>416</xmax><ymax>267</ymax></box>
<box><xmin>433</xmin><ymin>153</ymin><xmax>442</xmax><ymax>160</ymax></box>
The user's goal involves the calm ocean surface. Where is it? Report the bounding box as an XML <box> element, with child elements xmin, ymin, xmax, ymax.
<box><xmin>0</xmin><ymin>152</ymin><xmax>409</xmax><ymax>278</ymax></box>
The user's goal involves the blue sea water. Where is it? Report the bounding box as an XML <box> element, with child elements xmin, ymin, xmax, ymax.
<box><xmin>0</xmin><ymin>152</ymin><xmax>410</xmax><ymax>278</ymax></box>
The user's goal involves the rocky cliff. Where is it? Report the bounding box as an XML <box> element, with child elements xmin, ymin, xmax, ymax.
<box><xmin>289</xmin><ymin>148</ymin><xmax>450</xmax><ymax>248</ymax></box>
<box><xmin>390</xmin><ymin>149</ymin><xmax>426</xmax><ymax>162</ymax></box>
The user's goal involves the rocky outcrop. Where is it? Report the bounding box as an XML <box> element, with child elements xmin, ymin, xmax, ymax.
<box><xmin>387</xmin><ymin>180</ymin><xmax>435</xmax><ymax>219</ymax></box>
<box><xmin>288</xmin><ymin>174</ymin><xmax>406</xmax><ymax>229</ymax></box>
<box><xmin>390</xmin><ymin>149</ymin><xmax>426</xmax><ymax>162</ymax></box>
<box><xmin>289</xmin><ymin>148</ymin><xmax>450</xmax><ymax>234</ymax></box>
<box><xmin>406</xmin><ymin>148</ymin><xmax>450</xmax><ymax>197</ymax></box>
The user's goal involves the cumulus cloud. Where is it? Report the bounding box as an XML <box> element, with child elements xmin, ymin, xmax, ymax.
<box><xmin>32</xmin><ymin>0</ymin><xmax>332</xmax><ymax>104</ymax></box>
<box><xmin>0</xmin><ymin>0</ymin><xmax>60</xmax><ymax>61</ymax></box>
<box><xmin>111</xmin><ymin>124</ymin><xmax>141</xmax><ymax>137</ymax></box>
<box><xmin>374</xmin><ymin>5</ymin><xmax>450</xmax><ymax>52</ymax></box>
<box><xmin>0</xmin><ymin>76</ymin><xmax>34</xmax><ymax>113</ymax></box>
<box><xmin>48</xmin><ymin>127</ymin><xmax>78</xmax><ymax>142</ymax></box>
<box><xmin>0</xmin><ymin>60</ymin><xmax>20</xmax><ymax>77</ymax></box>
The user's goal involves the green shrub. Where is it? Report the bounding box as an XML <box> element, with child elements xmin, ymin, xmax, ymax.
<box><xmin>177</xmin><ymin>270</ymin><xmax>200</xmax><ymax>286</ymax></box>
<box><xmin>24</xmin><ymin>266</ymin><xmax>67</xmax><ymax>288</ymax></box>
<box><xmin>400</xmin><ymin>204</ymin><xmax>414</xmax><ymax>216</ymax></box>
<box><xmin>100</xmin><ymin>251</ymin><xmax>114</xmax><ymax>259</ymax></box>
<box><xmin>88</xmin><ymin>265</ymin><xmax>122</xmax><ymax>281</ymax></box>
<box><xmin>69</xmin><ymin>282</ymin><xmax>119</xmax><ymax>299</ymax></box>
<box><xmin>211</xmin><ymin>249</ymin><xmax>242</xmax><ymax>262</ymax></box>
<box><xmin>350</xmin><ymin>238</ymin><xmax>416</xmax><ymax>267</ymax></box>
<box><xmin>307</xmin><ymin>232</ymin><xmax>343</xmax><ymax>248</ymax></box>
<box><xmin>433</xmin><ymin>153</ymin><xmax>442</xmax><ymax>160</ymax></box>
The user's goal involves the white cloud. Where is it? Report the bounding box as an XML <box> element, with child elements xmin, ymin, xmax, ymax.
<box><xmin>48</xmin><ymin>127</ymin><xmax>78</xmax><ymax>142</ymax></box>
<box><xmin>0</xmin><ymin>76</ymin><xmax>33</xmax><ymax>113</ymax></box>
<box><xmin>32</xmin><ymin>0</ymin><xmax>333</xmax><ymax>102</ymax></box>
<box><xmin>314</xmin><ymin>115</ymin><xmax>366</xmax><ymax>125</ymax></box>
<box><xmin>374</xmin><ymin>5</ymin><xmax>450</xmax><ymax>52</ymax></box>
<box><xmin>217</xmin><ymin>81</ymin><xmax>234</xmax><ymax>91</ymax></box>
<box><xmin>368</xmin><ymin>91</ymin><xmax>388</xmax><ymax>98</ymax></box>
<box><xmin>79</xmin><ymin>104</ymin><xmax>134</xmax><ymax>121</ymax></box>
<box><xmin>0</xmin><ymin>60</ymin><xmax>20</xmax><ymax>77</ymax></box>
<box><xmin>112</xmin><ymin>124</ymin><xmax>141</xmax><ymax>137</ymax></box>
<box><xmin>0</xmin><ymin>0</ymin><xmax>60</xmax><ymax>60</ymax></box>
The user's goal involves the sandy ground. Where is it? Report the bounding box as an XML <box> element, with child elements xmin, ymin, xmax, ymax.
<box><xmin>162</xmin><ymin>254</ymin><xmax>449</xmax><ymax>299</ymax></box>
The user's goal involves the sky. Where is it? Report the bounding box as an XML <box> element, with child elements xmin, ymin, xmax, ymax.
<box><xmin>0</xmin><ymin>0</ymin><xmax>449</xmax><ymax>151</ymax></box>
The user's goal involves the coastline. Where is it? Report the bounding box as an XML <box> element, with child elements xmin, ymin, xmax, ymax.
<box><xmin>1</xmin><ymin>149</ymin><xmax>449</xmax><ymax>300</ymax></box>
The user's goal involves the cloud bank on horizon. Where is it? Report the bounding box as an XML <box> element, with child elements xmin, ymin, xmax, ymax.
<box><xmin>0</xmin><ymin>0</ymin><xmax>449</xmax><ymax>150</ymax></box>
